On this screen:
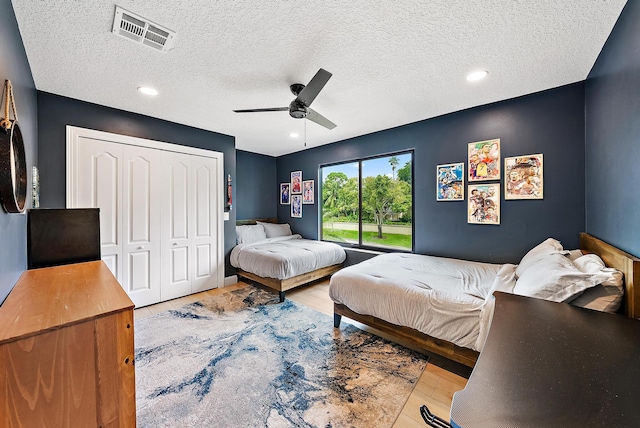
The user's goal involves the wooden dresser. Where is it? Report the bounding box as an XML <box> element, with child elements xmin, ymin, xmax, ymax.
<box><xmin>0</xmin><ymin>261</ymin><xmax>136</xmax><ymax>427</ymax></box>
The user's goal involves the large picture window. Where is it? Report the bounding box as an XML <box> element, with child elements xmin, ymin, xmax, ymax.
<box><xmin>321</xmin><ymin>152</ymin><xmax>413</xmax><ymax>251</ymax></box>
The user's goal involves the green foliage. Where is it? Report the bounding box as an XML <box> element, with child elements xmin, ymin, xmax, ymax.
<box><xmin>322</xmin><ymin>172</ymin><xmax>359</xmax><ymax>220</ymax></box>
<box><xmin>361</xmin><ymin>175</ymin><xmax>412</xmax><ymax>237</ymax></box>
<box><xmin>322</xmin><ymin>158</ymin><xmax>413</xmax><ymax>245</ymax></box>
<box><xmin>397</xmin><ymin>161</ymin><xmax>411</xmax><ymax>184</ymax></box>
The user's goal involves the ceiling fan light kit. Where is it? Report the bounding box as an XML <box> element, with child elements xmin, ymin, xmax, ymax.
<box><xmin>233</xmin><ymin>68</ymin><xmax>337</xmax><ymax>130</ymax></box>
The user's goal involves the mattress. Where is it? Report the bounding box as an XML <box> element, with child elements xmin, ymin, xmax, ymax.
<box><xmin>329</xmin><ymin>253</ymin><xmax>504</xmax><ymax>351</ymax></box>
<box><xmin>230</xmin><ymin>235</ymin><xmax>346</xmax><ymax>280</ymax></box>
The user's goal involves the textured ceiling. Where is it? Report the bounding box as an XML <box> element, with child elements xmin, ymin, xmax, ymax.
<box><xmin>12</xmin><ymin>0</ymin><xmax>626</xmax><ymax>156</ymax></box>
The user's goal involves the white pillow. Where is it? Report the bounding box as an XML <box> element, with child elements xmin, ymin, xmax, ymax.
<box><xmin>572</xmin><ymin>254</ymin><xmax>624</xmax><ymax>287</ymax></box>
<box><xmin>513</xmin><ymin>253</ymin><xmax>609</xmax><ymax>302</ymax></box>
<box><xmin>256</xmin><ymin>221</ymin><xmax>292</xmax><ymax>238</ymax></box>
<box><xmin>236</xmin><ymin>224</ymin><xmax>267</xmax><ymax>244</ymax></box>
<box><xmin>515</xmin><ymin>238</ymin><xmax>565</xmax><ymax>278</ymax></box>
<box><xmin>572</xmin><ymin>253</ymin><xmax>605</xmax><ymax>272</ymax></box>
<box><xmin>568</xmin><ymin>253</ymin><xmax>624</xmax><ymax>313</ymax></box>
<box><xmin>566</xmin><ymin>249</ymin><xmax>584</xmax><ymax>261</ymax></box>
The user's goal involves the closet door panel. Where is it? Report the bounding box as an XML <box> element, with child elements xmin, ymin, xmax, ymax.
<box><xmin>121</xmin><ymin>146</ymin><xmax>162</xmax><ymax>307</ymax></box>
<box><xmin>191</xmin><ymin>157</ymin><xmax>219</xmax><ymax>292</ymax></box>
<box><xmin>195</xmin><ymin>244</ymin><xmax>211</xmax><ymax>278</ymax></box>
<box><xmin>76</xmin><ymin>137</ymin><xmax>122</xmax><ymax>281</ymax></box>
<box><xmin>161</xmin><ymin>155</ymin><xmax>192</xmax><ymax>300</ymax></box>
<box><xmin>195</xmin><ymin>165</ymin><xmax>211</xmax><ymax>238</ymax></box>
<box><xmin>128</xmin><ymin>252</ymin><xmax>150</xmax><ymax>291</ymax></box>
<box><xmin>171</xmin><ymin>247</ymin><xmax>189</xmax><ymax>283</ymax></box>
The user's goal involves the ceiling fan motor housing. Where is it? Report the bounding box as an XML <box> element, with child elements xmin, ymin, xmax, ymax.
<box><xmin>289</xmin><ymin>100</ymin><xmax>308</xmax><ymax>118</ymax></box>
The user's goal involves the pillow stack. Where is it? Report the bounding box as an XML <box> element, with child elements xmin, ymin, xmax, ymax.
<box><xmin>236</xmin><ymin>222</ymin><xmax>293</xmax><ymax>244</ymax></box>
<box><xmin>512</xmin><ymin>238</ymin><xmax>623</xmax><ymax>312</ymax></box>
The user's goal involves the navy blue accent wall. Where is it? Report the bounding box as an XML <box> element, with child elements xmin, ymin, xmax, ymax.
<box><xmin>585</xmin><ymin>1</ymin><xmax>640</xmax><ymax>257</ymax></box>
<box><xmin>278</xmin><ymin>83</ymin><xmax>585</xmax><ymax>264</ymax></box>
<box><xmin>236</xmin><ymin>150</ymin><xmax>277</xmax><ymax>220</ymax></box>
<box><xmin>37</xmin><ymin>92</ymin><xmax>238</xmax><ymax>275</ymax></box>
<box><xmin>0</xmin><ymin>0</ymin><xmax>38</xmax><ymax>304</ymax></box>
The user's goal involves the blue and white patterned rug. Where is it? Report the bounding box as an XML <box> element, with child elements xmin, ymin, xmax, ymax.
<box><xmin>135</xmin><ymin>285</ymin><xmax>428</xmax><ymax>427</ymax></box>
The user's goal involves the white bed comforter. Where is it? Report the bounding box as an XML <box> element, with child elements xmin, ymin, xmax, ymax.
<box><xmin>230</xmin><ymin>235</ymin><xmax>346</xmax><ymax>280</ymax></box>
<box><xmin>329</xmin><ymin>253</ymin><xmax>508</xmax><ymax>351</ymax></box>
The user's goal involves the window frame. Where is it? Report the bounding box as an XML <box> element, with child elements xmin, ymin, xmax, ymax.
<box><xmin>319</xmin><ymin>150</ymin><xmax>414</xmax><ymax>253</ymax></box>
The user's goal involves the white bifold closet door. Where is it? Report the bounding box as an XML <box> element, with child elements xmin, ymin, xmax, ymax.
<box><xmin>68</xmin><ymin>126</ymin><xmax>223</xmax><ymax>308</ymax></box>
<box><xmin>161</xmin><ymin>152</ymin><xmax>218</xmax><ymax>300</ymax></box>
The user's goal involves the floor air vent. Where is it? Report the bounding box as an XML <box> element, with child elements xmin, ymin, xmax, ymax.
<box><xmin>112</xmin><ymin>6</ymin><xmax>175</xmax><ymax>52</ymax></box>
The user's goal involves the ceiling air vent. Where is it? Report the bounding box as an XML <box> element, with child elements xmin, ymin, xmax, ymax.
<box><xmin>112</xmin><ymin>6</ymin><xmax>175</xmax><ymax>52</ymax></box>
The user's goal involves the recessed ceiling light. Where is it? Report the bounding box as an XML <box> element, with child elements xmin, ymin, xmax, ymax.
<box><xmin>289</xmin><ymin>132</ymin><xmax>299</xmax><ymax>138</ymax></box>
<box><xmin>466</xmin><ymin>70</ymin><xmax>488</xmax><ymax>82</ymax></box>
<box><xmin>137</xmin><ymin>86</ymin><xmax>159</xmax><ymax>96</ymax></box>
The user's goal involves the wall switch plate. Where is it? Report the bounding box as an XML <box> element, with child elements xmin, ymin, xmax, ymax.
<box><xmin>223</xmin><ymin>212</ymin><xmax>229</xmax><ymax>221</ymax></box>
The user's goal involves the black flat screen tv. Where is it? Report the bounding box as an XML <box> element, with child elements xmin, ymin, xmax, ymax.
<box><xmin>27</xmin><ymin>208</ymin><xmax>101</xmax><ymax>269</ymax></box>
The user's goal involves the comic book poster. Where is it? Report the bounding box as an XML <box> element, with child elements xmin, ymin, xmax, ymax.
<box><xmin>468</xmin><ymin>139</ymin><xmax>500</xmax><ymax>181</ymax></box>
<box><xmin>291</xmin><ymin>194</ymin><xmax>302</xmax><ymax>218</ymax></box>
<box><xmin>291</xmin><ymin>171</ymin><xmax>302</xmax><ymax>194</ymax></box>
<box><xmin>436</xmin><ymin>163</ymin><xmax>464</xmax><ymax>201</ymax></box>
<box><xmin>302</xmin><ymin>180</ymin><xmax>314</xmax><ymax>204</ymax></box>
<box><xmin>468</xmin><ymin>183</ymin><xmax>500</xmax><ymax>225</ymax></box>
<box><xmin>504</xmin><ymin>154</ymin><xmax>543</xmax><ymax>200</ymax></box>
<box><xmin>280</xmin><ymin>183</ymin><xmax>290</xmax><ymax>204</ymax></box>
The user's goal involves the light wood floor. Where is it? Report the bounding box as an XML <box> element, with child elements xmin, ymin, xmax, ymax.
<box><xmin>134</xmin><ymin>279</ymin><xmax>468</xmax><ymax>427</ymax></box>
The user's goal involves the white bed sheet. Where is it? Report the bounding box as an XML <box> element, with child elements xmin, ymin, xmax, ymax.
<box><xmin>329</xmin><ymin>253</ymin><xmax>503</xmax><ymax>351</ymax></box>
<box><xmin>230</xmin><ymin>235</ymin><xmax>346</xmax><ymax>280</ymax></box>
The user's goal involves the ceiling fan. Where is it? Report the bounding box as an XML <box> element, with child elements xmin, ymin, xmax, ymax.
<box><xmin>233</xmin><ymin>68</ymin><xmax>337</xmax><ymax>130</ymax></box>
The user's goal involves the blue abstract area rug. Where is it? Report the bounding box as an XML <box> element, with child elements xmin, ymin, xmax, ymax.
<box><xmin>135</xmin><ymin>286</ymin><xmax>428</xmax><ymax>427</ymax></box>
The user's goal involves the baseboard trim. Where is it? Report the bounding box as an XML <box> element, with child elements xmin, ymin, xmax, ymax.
<box><xmin>224</xmin><ymin>275</ymin><xmax>238</xmax><ymax>286</ymax></box>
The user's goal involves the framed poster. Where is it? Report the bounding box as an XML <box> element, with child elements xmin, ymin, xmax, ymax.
<box><xmin>468</xmin><ymin>139</ymin><xmax>500</xmax><ymax>181</ymax></box>
<box><xmin>505</xmin><ymin>154</ymin><xmax>543</xmax><ymax>200</ymax></box>
<box><xmin>436</xmin><ymin>163</ymin><xmax>464</xmax><ymax>201</ymax></box>
<box><xmin>291</xmin><ymin>171</ymin><xmax>302</xmax><ymax>194</ymax></box>
<box><xmin>302</xmin><ymin>179</ymin><xmax>314</xmax><ymax>204</ymax></box>
<box><xmin>468</xmin><ymin>183</ymin><xmax>500</xmax><ymax>225</ymax></box>
<box><xmin>291</xmin><ymin>194</ymin><xmax>302</xmax><ymax>218</ymax></box>
<box><xmin>280</xmin><ymin>183</ymin><xmax>290</xmax><ymax>204</ymax></box>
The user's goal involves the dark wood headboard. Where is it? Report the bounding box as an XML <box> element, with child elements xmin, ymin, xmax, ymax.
<box><xmin>580</xmin><ymin>233</ymin><xmax>640</xmax><ymax>319</ymax></box>
<box><xmin>236</xmin><ymin>218</ymin><xmax>278</xmax><ymax>226</ymax></box>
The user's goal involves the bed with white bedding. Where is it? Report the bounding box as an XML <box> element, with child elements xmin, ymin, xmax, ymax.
<box><xmin>330</xmin><ymin>253</ymin><xmax>502</xmax><ymax>366</ymax></box>
<box><xmin>232</xmin><ymin>221</ymin><xmax>346</xmax><ymax>301</ymax></box>
<box><xmin>330</xmin><ymin>235</ymin><xmax>632</xmax><ymax>367</ymax></box>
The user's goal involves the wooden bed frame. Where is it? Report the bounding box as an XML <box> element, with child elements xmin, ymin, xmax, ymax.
<box><xmin>235</xmin><ymin>218</ymin><xmax>343</xmax><ymax>302</ymax></box>
<box><xmin>334</xmin><ymin>233</ymin><xmax>640</xmax><ymax>368</ymax></box>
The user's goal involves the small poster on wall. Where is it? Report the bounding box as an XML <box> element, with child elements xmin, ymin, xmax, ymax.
<box><xmin>291</xmin><ymin>194</ymin><xmax>302</xmax><ymax>218</ymax></box>
<box><xmin>436</xmin><ymin>163</ymin><xmax>464</xmax><ymax>201</ymax></box>
<box><xmin>302</xmin><ymin>180</ymin><xmax>314</xmax><ymax>204</ymax></box>
<box><xmin>280</xmin><ymin>183</ymin><xmax>290</xmax><ymax>204</ymax></box>
<box><xmin>504</xmin><ymin>154</ymin><xmax>543</xmax><ymax>200</ymax></box>
<box><xmin>468</xmin><ymin>139</ymin><xmax>500</xmax><ymax>181</ymax></box>
<box><xmin>468</xmin><ymin>183</ymin><xmax>500</xmax><ymax>225</ymax></box>
<box><xmin>291</xmin><ymin>171</ymin><xmax>302</xmax><ymax>194</ymax></box>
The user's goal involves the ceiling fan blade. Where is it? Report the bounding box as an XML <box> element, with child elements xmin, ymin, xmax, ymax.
<box><xmin>296</xmin><ymin>68</ymin><xmax>332</xmax><ymax>107</ymax></box>
<box><xmin>233</xmin><ymin>107</ymin><xmax>288</xmax><ymax>113</ymax></box>
<box><xmin>306</xmin><ymin>108</ymin><xmax>336</xmax><ymax>130</ymax></box>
